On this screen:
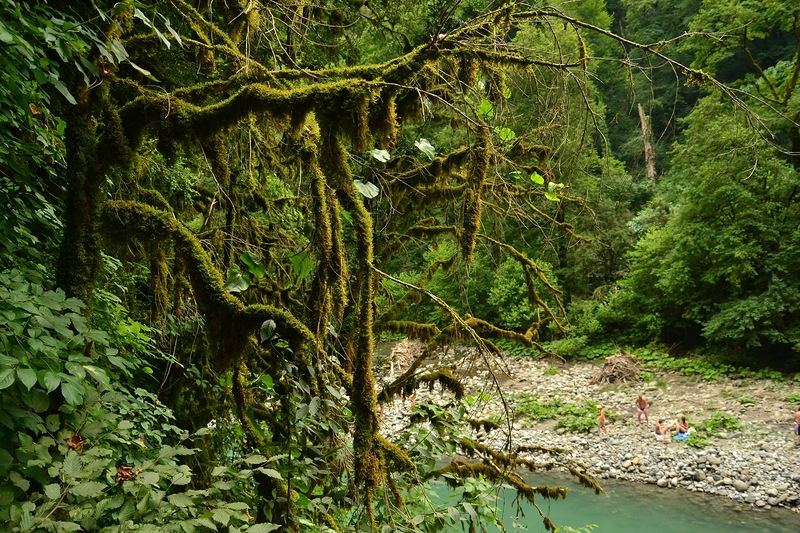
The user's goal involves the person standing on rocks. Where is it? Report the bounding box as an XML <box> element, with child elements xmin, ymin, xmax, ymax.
<box><xmin>794</xmin><ymin>406</ymin><xmax>800</xmax><ymax>446</ymax></box>
<box><xmin>598</xmin><ymin>405</ymin><xmax>609</xmax><ymax>435</ymax></box>
<box><xmin>635</xmin><ymin>394</ymin><xmax>650</xmax><ymax>426</ymax></box>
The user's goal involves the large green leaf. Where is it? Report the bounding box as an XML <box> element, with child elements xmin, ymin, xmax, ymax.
<box><xmin>289</xmin><ymin>251</ymin><xmax>314</xmax><ymax>279</ymax></box>
<box><xmin>0</xmin><ymin>368</ymin><xmax>15</xmax><ymax>390</ymax></box>
<box><xmin>60</xmin><ymin>380</ymin><xmax>84</xmax><ymax>406</ymax></box>
<box><xmin>42</xmin><ymin>371</ymin><xmax>60</xmax><ymax>392</ymax></box>
<box><xmin>62</xmin><ymin>450</ymin><xmax>81</xmax><ymax>478</ymax></box>
<box><xmin>246</xmin><ymin>524</ymin><xmax>281</xmax><ymax>533</ymax></box>
<box><xmin>223</xmin><ymin>264</ymin><xmax>250</xmax><ymax>293</ymax></box>
<box><xmin>44</xmin><ymin>483</ymin><xmax>61</xmax><ymax>500</ymax></box>
<box><xmin>259</xmin><ymin>320</ymin><xmax>276</xmax><ymax>343</ymax></box>
<box><xmin>69</xmin><ymin>481</ymin><xmax>107</xmax><ymax>498</ymax></box>
<box><xmin>240</xmin><ymin>251</ymin><xmax>266</xmax><ymax>279</ymax></box>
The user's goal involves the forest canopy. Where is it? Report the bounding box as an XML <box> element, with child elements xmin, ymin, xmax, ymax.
<box><xmin>1</xmin><ymin>0</ymin><xmax>799</xmax><ymax>531</ymax></box>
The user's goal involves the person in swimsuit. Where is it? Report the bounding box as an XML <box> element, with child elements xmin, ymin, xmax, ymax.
<box><xmin>598</xmin><ymin>405</ymin><xmax>609</xmax><ymax>435</ymax></box>
<box><xmin>654</xmin><ymin>418</ymin><xmax>674</xmax><ymax>441</ymax></box>
<box><xmin>794</xmin><ymin>407</ymin><xmax>800</xmax><ymax>446</ymax></box>
<box><xmin>635</xmin><ymin>394</ymin><xmax>650</xmax><ymax>426</ymax></box>
<box><xmin>673</xmin><ymin>416</ymin><xmax>690</xmax><ymax>441</ymax></box>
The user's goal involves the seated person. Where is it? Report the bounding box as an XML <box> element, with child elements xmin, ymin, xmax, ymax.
<box><xmin>673</xmin><ymin>416</ymin><xmax>691</xmax><ymax>441</ymax></box>
<box><xmin>653</xmin><ymin>418</ymin><xmax>675</xmax><ymax>441</ymax></box>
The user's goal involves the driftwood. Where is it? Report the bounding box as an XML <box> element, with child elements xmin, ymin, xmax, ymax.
<box><xmin>589</xmin><ymin>351</ymin><xmax>641</xmax><ymax>385</ymax></box>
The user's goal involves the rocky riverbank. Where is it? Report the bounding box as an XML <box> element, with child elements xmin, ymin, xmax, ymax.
<box><xmin>378</xmin><ymin>343</ymin><xmax>800</xmax><ymax>513</ymax></box>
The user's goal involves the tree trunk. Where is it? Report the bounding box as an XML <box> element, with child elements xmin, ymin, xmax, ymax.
<box><xmin>638</xmin><ymin>103</ymin><xmax>656</xmax><ymax>183</ymax></box>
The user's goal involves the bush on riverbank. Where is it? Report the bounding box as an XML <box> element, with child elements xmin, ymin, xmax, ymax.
<box><xmin>512</xmin><ymin>395</ymin><xmax>617</xmax><ymax>433</ymax></box>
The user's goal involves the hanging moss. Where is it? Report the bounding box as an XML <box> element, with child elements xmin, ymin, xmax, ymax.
<box><xmin>465</xmin><ymin>418</ymin><xmax>501</xmax><ymax>433</ymax></box>
<box><xmin>380</xmin><ymin>321</ymin><xmax>441</xmax><ymax>340</ymax></box>
<box><xmin>99</xmin><ymin>200</ymin><xmax>321</xmax><ymax>373</ymax></box>
<box><xmin>376</xmin><ymin>435</ymin><xmax>414</xmax><ymax>474</ymax></box>
<box><xmin>150</xmin><ymin>250</ymin><xmax>169</xmax><ymax>325</ymax></box>
<box><xmin>459</xmin><ymin>129</ymin><xmax>490</xmax><ymax>262</ymax></box>
<box><xmin>368</xmin><ymin>93</ymin><xmax>398</xmax><ymax>148</ymax></box>
<box><xmin>97</xmin><ymin>103</ymin><xmax>132</xmax><ymax>167</ymax></box>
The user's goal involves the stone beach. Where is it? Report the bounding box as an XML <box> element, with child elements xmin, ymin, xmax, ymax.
<box><xmin>378</xmin><ymin>344</ymin><xmax>800</xmax><ymax>514</ymax></box>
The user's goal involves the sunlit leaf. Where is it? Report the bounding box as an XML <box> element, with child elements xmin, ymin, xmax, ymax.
<box><xmin>224</xmin><ymin>264</ymin><xmax>250</xmax><ymax>293</ymax></box>
<box><xmin>246</xmin><ymin>524</ymin><xmax>281</xmax><ymax>533</ymax></box>
<box><xmin>128</xmin><ymin>60</ymin><xmax>159</xmax><ymax>82</ymax></box>
<box><xmin>530</xmin><ymin>172</ymin><xmax>544</xmax><ymax>185</ymax></box>
<box><xmin>371</xmin><ymin>148</ymin><xmax>390</xmax><ymax>162</ymax></box>
<box><xmin>477</xmin><ymin>99</ymin><xmax>494</xmax><ymax>118</ymax></box>
<box><xmin>354</xmin><ymin>179</ymin><xmax>380</xmax><ymax>198</ymax></box>
<box><xmin>544</xmin><ymin>191</ymin><xmax>561</xmax><ymax>202</ymax></box>
<box><xmin>414</xmin><ymin>138</ymin><xmax>436</xmax><ymax>160</ymax></box>
<box><xmin>495</xmin><ymin>126</ymin><xmax>516</xmax><ymax>141</ymax></box>
<box><xmin>44</xmin><ymin>483</ymin><xmax>61</xmax><ymax>500</ymax></box>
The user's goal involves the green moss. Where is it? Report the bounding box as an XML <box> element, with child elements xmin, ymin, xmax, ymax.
<box><xmin>459</xmin><ymin>129</ymin><xmax>490</xmax><ymax>262</ymax></box>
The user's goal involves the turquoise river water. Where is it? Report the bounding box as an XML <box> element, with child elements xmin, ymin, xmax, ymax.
<box><xmin>480</xmin><ymin>473</ymin><xmax>800</xmax><ymax>532</ymax></box>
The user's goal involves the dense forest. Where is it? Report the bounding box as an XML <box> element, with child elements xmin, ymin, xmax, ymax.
<box><xmin>1</xmin><ymin>0</ymin><xmax>798</xmax><ymax>531</ymax></box>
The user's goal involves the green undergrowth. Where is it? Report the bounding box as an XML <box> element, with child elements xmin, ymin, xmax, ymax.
<box><xmin>634</xmin><ymin>347</ymin><xmax>786</xmax><ymax>382</ymax></box>
<box><xmin>494</xmin><ymin>338</ymin><xmax>542</xmax><ymax>359</ymax></box>
<box><xmin>535</xmin><ymin>338</ymin><xmax>790</xmax><ymax>383</ymax></box>
<box><xmin>512</xmin><ymin>394</ymin><xmax>616</xmax><ymax>433</ymax></box>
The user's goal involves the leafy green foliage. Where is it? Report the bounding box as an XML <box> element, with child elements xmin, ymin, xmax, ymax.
<box><xmin>696</xmin><ymin>413</ymin><xmax>742</xmax><ymax>437</ymax></box>
<box><xmin>0</xmin><ymin>269</ymin><xmax>270</xmax><ymax>532</ymax></box>
<box><xmin>487</xmin><ymin>260</ymin><xmax>539</xmax><ymax>331</ymax></box>
<box><xmin>512</xmin><ymin>395</ymin><xmax>611</xmax><ymax>433</ymax></box>
<box><xmin>607</xmin><ymin>82</ymin><xmax>800</xmax><ymax>365</ymax></box>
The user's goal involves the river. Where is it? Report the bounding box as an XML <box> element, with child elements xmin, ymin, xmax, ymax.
<box><xmin>485</xmin><ymin>472</ymin><xmax>799</xmax><ymax>532</ymax></box>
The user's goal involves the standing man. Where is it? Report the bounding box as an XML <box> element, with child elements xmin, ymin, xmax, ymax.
<box><xmin>635</xmin><ymin>394</ymin><xmax>650</xmax><ymax>426</ymax></box>
<box><xmin>794</xmin><ymin>406</ymin><xmax>800</xmax><ymax>446</ymax></box>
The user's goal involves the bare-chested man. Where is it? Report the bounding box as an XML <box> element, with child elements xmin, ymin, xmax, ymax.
<box><xmin>635</xmin><ymin>394</ymin><xmax>649</xmax><ymax>426</ymax></box>
<box><xmin>654</xmin><ymin>418</ymin><xmax>675</xmax><ymax>442</ymax></box>
<box><xmin>793</xmin><ymin>406</ymin><xmax>800</xmax><ymax>446</ymax></box>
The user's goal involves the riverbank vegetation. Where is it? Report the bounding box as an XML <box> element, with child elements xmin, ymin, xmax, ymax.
<box><xmin>1</xmin><ymin>0</ymin><xmax>799</xmax><ymax>531</ymax></box>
